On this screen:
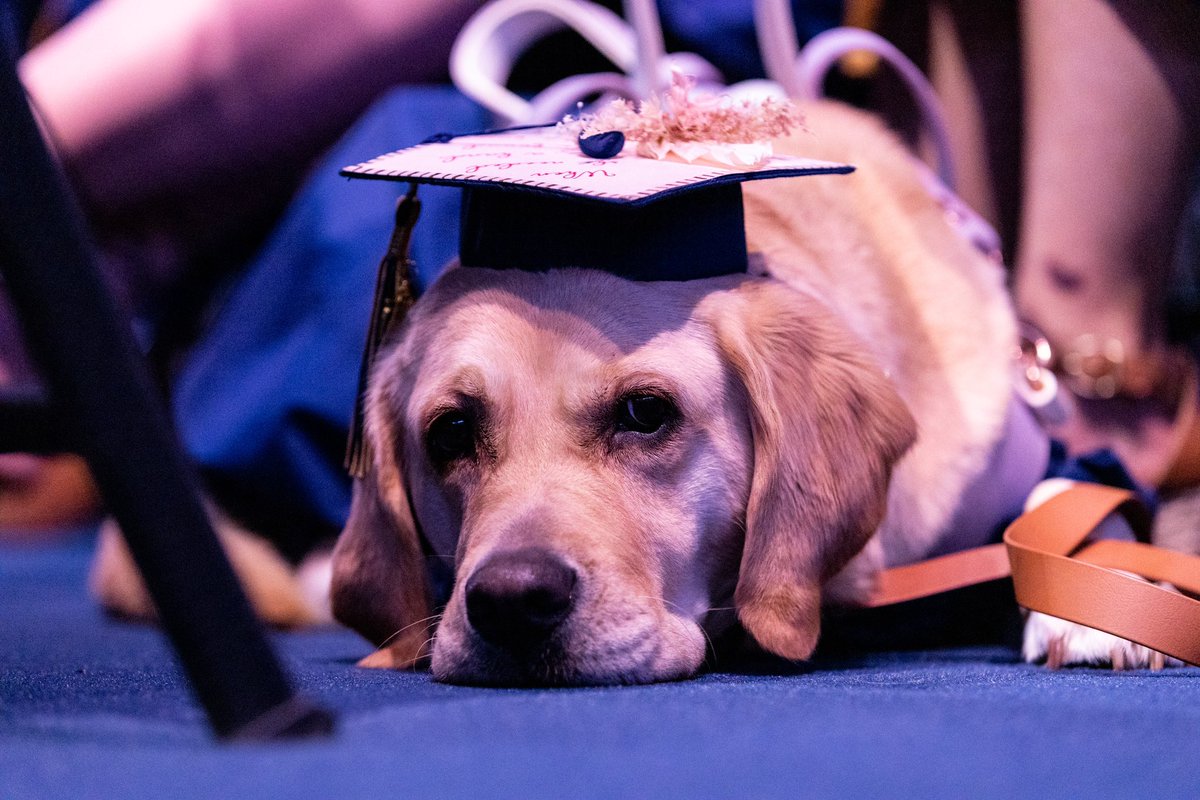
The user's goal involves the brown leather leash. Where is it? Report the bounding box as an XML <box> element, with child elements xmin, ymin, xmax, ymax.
<box><xmin>862</xmin><ymin>483</ymin><xmax>1200</xmax><ymax>666</ymax></box>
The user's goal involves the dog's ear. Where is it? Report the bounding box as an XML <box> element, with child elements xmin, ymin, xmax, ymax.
<box><xmin>331</xmin><ymin>465</ymin><xmax>434</xmax><ymax>669</ymax></box>
<box><xmin>706</xmin><ymin>279</ymin><xmax>916</xmax><ymax>661</ymax></box>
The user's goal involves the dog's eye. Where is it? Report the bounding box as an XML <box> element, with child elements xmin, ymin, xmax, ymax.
<box><xmin>427</xmin><ymin>410</ymin><xmax>476</xmax><ymax>466</ymax></box>
<box><xmin>616</xmin><ymin>394</ymin><xmax>674</xmax><ymax>434</ymax></box>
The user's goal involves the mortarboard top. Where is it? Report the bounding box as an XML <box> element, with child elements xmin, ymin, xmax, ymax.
<box><xmin>340</xmin><ymin>125</ymin><xmax>854</xmax><ymax>281</ymax></box>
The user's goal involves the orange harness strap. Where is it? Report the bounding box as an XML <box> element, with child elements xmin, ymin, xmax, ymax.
<box><xmin>862</xmin><ymin>483</ymin><xmax>1200</xmax><ymax>666</ymax></box>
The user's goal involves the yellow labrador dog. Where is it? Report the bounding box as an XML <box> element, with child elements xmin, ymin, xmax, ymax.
<box><xmin>93</xmin><ymin>101</ymin><xmax>1165</xmax><ymax>681</ymax></box>
<box><xmin>328</xmin><ymin>101</ymin><xmax>1022</xmax><ymax>685</ymax></box>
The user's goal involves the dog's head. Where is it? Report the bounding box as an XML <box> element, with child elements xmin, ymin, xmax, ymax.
<box><xmin>331</xmin><ymin>267</ymin><xmax>914</xmax><ymax>684</ymax></box>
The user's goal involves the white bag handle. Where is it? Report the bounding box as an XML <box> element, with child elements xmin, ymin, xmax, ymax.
<box><xmin>622</xmin><ymin>0</ymin><xmax>664</xmax><ymax>99</ymax></box>
<box><xmin>753</xmin><ymin>0</ymin><xmax>957</xmax><ymax>188</ymax></box>
<box><xmin>752</xmin><ymin>3</ymin><xmax>1002</xmax><ymax>257</ymax></box>
<box><xmin>450</xmin><ymin>0</ymin><xmax>724</xmax><ymax>124</ymax></box>
<box><xmin>753</xmin><ymin>0</ymin><xmax>806</xmax><ymax>99</ymax></box>
<box><xmin>450</xmin><ymin>0</ymin><xmax>636</xmax><ymax>124</ymax></box>
<box><xmin>792</xmin><ymin>25</ymin><xmax>957</xmax><ymax>189</ymax></box>
<box><xmin>794</xmin><ymin>26</ymin><xmax>1002</xmax><ymax>257</ymax></box>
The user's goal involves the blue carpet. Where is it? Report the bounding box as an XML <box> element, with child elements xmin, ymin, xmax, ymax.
<box><xmin>2</xmin><ymin>535</ymin><xmax>1198</xmax><ymax>800</ymax></box>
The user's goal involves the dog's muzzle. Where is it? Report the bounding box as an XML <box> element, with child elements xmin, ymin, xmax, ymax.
<box><xmin>464</xmin><ymin>547</ymin><xmax>578</xmax><ymax>650</ymax></box>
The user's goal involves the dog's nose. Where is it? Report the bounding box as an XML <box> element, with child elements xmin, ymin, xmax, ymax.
<box><xmin>465</xmin><ymin>548</ymin><xmax>577</xmax><ymax>647</ymax></box>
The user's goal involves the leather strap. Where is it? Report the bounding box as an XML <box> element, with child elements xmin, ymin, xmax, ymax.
<box><xmin>863</xmin><ymin>544</ymin><xmax>1010</xmax><ymax>606</ymax></box>
<box><xmin>862</xmin><ymin>483</ymin><xmax>1200</xmax><ymax>665</ymax></box>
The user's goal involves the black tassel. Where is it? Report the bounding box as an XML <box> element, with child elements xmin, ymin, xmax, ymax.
<box><xmin>345</xmin><ymin>184</ymin><xmax>421</xmax><ymax>478</ymax></box>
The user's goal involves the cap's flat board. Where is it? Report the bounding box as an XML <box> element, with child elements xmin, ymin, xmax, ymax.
<box><xmin>341</xmin><ymin>128</ymin><xmax>853</xmax><ymax>206</ymax></box>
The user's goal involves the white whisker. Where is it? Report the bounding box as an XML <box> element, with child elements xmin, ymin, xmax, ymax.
<box><xmin>375</xmin><ymin>612</ymin><xmax>444</xmax><ymax>651</ymax></box>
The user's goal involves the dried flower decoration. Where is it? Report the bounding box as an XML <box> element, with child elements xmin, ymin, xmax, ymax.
<box><xmin>562</xmin><ymin>71</ymin><xmax>805</xmax><ymax>167</ymax></box>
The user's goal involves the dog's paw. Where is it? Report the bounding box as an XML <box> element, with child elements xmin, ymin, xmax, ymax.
<box><xmin>90</xmin><ymin>515</ymin><xmax>331</xmax><ymax>628</ymax></box>
<box><xmin>1022</xmin><ymin>611</ymin><xmax>1180</xmax><ymax>670</ymax></box>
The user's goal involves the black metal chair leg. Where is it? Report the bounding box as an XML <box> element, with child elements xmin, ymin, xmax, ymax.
<box><xmin>0</xmin><ymin>37</ymin><xmax>332</xmax><ymax>740</ymax></box>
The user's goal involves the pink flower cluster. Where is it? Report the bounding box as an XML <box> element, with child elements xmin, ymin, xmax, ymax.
<box><xmin>562</xmin><ymin>72</ymin><xmax>804</xmax><ymax>148</ymax></box>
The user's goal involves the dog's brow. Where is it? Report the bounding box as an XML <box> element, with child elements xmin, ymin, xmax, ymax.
<box><xmin>443</xmin><ymin>369</ymin><xmax>487</xmax><ymax>399</ymax></box>
<box><xmin>418</xmin><ymin>368</ymin><xmax>489</xmax><ymax>423</ymax></box>
<box><xmin>607</xmin><ymin>369</ymin><xmax>682</xmax><ymax>403</ymax></box>
<box><xmin>576</xmin><ymin>369</ymin><xmax>682</xmax><ymax>426</ymax></box>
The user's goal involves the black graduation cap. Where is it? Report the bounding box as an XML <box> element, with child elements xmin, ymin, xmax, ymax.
<box><xmin>340</xmin><ymin>125</ymin><xmax>853</xmax><ymax>474</ymax></box>
<box><xmin>340</xmin><ymin>126</ymin><xmax>853</xmax><ymax>281</ymax></box>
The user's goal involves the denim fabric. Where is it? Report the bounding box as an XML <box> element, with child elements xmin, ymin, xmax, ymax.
<box><xmin>171</xmin><ymin>87</ymin><xmax>488</xmax><ymax>557</ymax></box>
